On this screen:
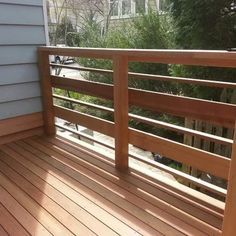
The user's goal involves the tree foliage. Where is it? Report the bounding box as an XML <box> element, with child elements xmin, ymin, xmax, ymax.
<box><xmin>169</xmin><ymin>0</ymin><xmax>236</xmax><ymax>101</ymax></box>
<box><xmin>76</xmin><ymin>11</ymin><xmax>183</xmax><ymax>141</ymax></box>
<box><xmin>170</xmin><ymin>0</ymin><xmax>236</xmax><ymax>49</ymax></box>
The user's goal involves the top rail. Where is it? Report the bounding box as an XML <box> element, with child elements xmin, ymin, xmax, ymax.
<box><xmin>39</xmin><ymin>46</ymin><xmax>236</xmax><ymax>68</ymax></box>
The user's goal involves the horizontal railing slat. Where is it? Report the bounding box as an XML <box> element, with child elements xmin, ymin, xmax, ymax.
<box><xmin>129</xmin><ymin>73</ymin><xmax>236</xmax><ymax>89</ymax></box>
<box><xmin>54</xmin><ymin>94</ymin><xmax>232</xmax><ymax>146</ymax></box>
<box><xmin>51</xmin><ymin>63</ymin><xmax>236</xmax><ymax>89</ymax></box>
<box><xmin>130</xmin><ymin>113</ymin><xmax>233</xmax><ymax>146</ymax></box>
<box><xmin>53</xmin><ymin>94</ymin><xmax>114</xmax><ymax>113</ymax></box>
<box><xmin>56</xmin><ymin>122</ymin><xmax>227</xmax><ymax>197</ymax></box>
<box><xmin>54</xmin><ymin>105</ymin><xmax>230</xmax><ymax>180</ymax></box>
<box><xmin>52</xmin><ymin>76</ymin><xmax>236</xmax><ymax>128</ymax></box>
<box><xmin>129</xmin><ymin>128</ymin><xmax>230</xmax><ymax>180</ymax></box>
<box><xmin>130</xmin><ymin>153</ymin><xmax>227</xmax><ymax>197</ymax></box>
<box><xmin>54</xmin><ymin>105</ymin><xmax>114</xmax><ymax>137</ymax></box>
<box><xmin>129</xmin><ymin>89</ymin><xmax>236</xmax><ymax>128</ymax></box>
<box><xmin>51</xmin><ymin>76</ymin><xmax>113</xmax><ymax>100</ymax></box>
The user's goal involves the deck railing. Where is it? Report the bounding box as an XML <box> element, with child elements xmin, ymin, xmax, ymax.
<box><xmin>38</xmin><ymin>47</ymin><xmax>236</xmax><ymax>235</ymax></box>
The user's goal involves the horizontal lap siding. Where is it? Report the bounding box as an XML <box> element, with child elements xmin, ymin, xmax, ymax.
<box><xmin>0</xmin><ymin>0</ymin><xmax>43</xmax><ymax>6</ymax></box>
<box><xmin>0</xmin><ymin>64</ymin><xmax>39</xmax><ymax>85</ymax></box>
<box><xmin>0</xmin><ymin>82</ymin><xmax>41</xmax><ymax>103</ymax></box>
<box><xmin>0</xmin><ymin>98</ymin><xmax>43</xmax><ymax>120</ymax></box>
<box><xmin>0</xmin><ymin>25</ymin><xmax>46</xmax><ymax>45</ymax></box>
<box><xmin>0</xmin><ymin>46</ymin><xmax>39</xmax><ymax>65</ymax></box>
<box><xmin>0</xmin><ymin>1</ymin><xmax>45</xmax><ymax>120</ymax></box>
<box><xmin>0</xmin><ymin>4</ymin><xmax>44</xmax><ymax>25</ymax></box>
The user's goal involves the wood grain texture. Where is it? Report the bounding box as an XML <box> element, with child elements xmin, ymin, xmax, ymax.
<box><xmin>0</xmin><ymin>183</ymin><xmax>51</xmax><ymax>236</ymax></box>
<box><xmin>52</xmin><ymin>76</ymin><xmax>236</xmax><ymax>127</ymax></box>
<box><xmin>54</xmin><ymin>105</ymin><xmax>114</xmax><ymax>137</ymax></box>
<box><xmin>54</xmin><ymin>105</ymin><xmax>229</xmax><ymax>180</ymax></box>
<box><xmin>129</xmin><ymin>128</ymin><xmax>230</xmax><ymax>180</ymax></box>
<box><xmin>0</xmin><ymin>134</ymin><xmax>223</xmax><ymax>235</ymax></box>
<box><xmin>0</xmin><ymin>203</ymin><xmax>30</xmax><ymax>236</ymax></box>
<box><xmin>129</xmin><ymin>89</ymin><xmax>236</xmax><ymax>128</ymax></box>
<box><xmin>39</xmin><ymin>47</ymin><xmax>236</xmax><ymax>68</ymax></box>
<box><xmin>8</xmin><ymin>140</ymin><xmax>156</xmax><ymax>236</ymax></box>
<box><xmin>0</xmin><ymin>135</ymin><xmax>222</xmax><ymax>235</ymax></box>
<box><xmin>43</xmin><ymin>135</ymin><xmax>222</xmax><ymax>234</ymax></box>
<box><xmin>0</xmin><ymin>225</ymin><xmax>8</xmax><ymax>236</ymax></box>
<box><xmin>54</xmin><ymin>94</ymin><xmax>232</xmax><ymax>146</ymax></box>
<box><xmin>222</xmin><ymin>124</ymin><xmax>236</xmax><ymax>235</ymax></box>
<box><xmin>0</xmin><ymin>112</ymin><xmax>43</xmax><ymax>137</ymax></box>
<box><xmin>0</xmin><ymin>128</ymin><xmax>44</xmax><ymax>145</ymax></box>
<box><xmin>51</xmin><ymin>64</ymin><xmax>236</xmax><ymax>89</ymax></box>
<box><xmin>113</xmin><ymin>56</ymin><xmax>129</xmax><ymax>171</ymax></box>
<box><xmin>38</xmin><ymin>51</ymin><xmax>55</xmax><ymax>135</ymax></box>
<box><xmin>0</xmin><ymin>168</ymin><xmax>75</xmax><ymax>236</ymax></box>
<box><xmin>51</xmin><ymin>75</ymin><xmax>113</xmax><ymax>100</ymax></box>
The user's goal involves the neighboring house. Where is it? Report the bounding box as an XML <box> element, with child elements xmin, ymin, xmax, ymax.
<box><xmin>0</xmin><ymin>0</ymin><xmax>47</xmax><ymax>120</ymax></box>
<box><xmin>47</xmin><ymin>0</ymin><xmax>163</xmax><ymax>45</ymax></box>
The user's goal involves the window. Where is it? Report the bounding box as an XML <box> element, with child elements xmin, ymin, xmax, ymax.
<box><xmin>135</xmin><ymin>0</ymin><xmax>146</xmax><ymax>14</ymax></box>
<box><xmin>122</xmin><ymin>0</ymin><xmax>131</xmax><ymax>16</ymax></box>
<box><xmin>110</xmin><ymin>0</ymin><xmax>147</xmax><ymax>18</ymax></box>
<box><xmin>110</xmin><ymin>0</ymin><xmax>119</xmax><ymax>16</ymax></box>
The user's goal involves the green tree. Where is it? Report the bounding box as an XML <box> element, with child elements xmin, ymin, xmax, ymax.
<box><xmin>77</xmin><ymin>11</ymin><xmax>182</xmax><ymax>141</ymax></box>
<box><xmin>169</xmin><ymin>0</ymin><xmax>236</xmax><ymax>107</ymax></box>
<box><xmin>171</xmin><ymin>0</ymin><xmax>236</xmax><ymax>50</ymax></box>
<box><xmin>169</xmin><ymin>0</ymin><xmax>236</xmax><ymax>189</ymax></box>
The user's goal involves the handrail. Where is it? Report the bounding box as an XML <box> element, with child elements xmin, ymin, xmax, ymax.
<box><xmin>40</xmin><ymin>46</ymin><xmax>236</xmax><ymax>67</ymax></box>
<box><xmin>38</xmin><ymin>47</ymin><xmax>236</xmax><ymax>234</ymax></box>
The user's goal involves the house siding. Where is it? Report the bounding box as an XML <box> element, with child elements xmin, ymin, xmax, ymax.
<box><xmin>0</xmin><ymin>0</ymin><xmax>46</xmax><ymax>120</ymax></box>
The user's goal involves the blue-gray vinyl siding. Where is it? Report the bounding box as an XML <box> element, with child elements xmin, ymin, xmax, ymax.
<box><xmin>0</xmin><ymin>25</ymin><xmax>46</xmax><ymax>45</ymax></box>
<box><xmin>0</xmin><ymin>4</ymin><xmax>44</xmax><ymax>25</ymax></box>
<box><xmin>0</xmin><ymin>0</ymin><xmax>46</xmax><ymax>120</ymax></box>
<box><xmin>0</xmin><ymin>0</ymin><xmax>43</xmax><ymax>6</ymax></box>
<box><xmin>0</xmin><ymin>98</ymin><xmax>42</xmax><ymax>120</ymax></box>
<box><xmin>0</xmin><ymin>64</ymin><xmax>39</xmax><ymax>85</ymax></box>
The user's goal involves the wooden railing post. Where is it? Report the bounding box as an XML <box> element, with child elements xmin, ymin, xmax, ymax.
<box><xmin>113</xmin><ymin>56</ymin><xmax>129</xmax><ymax>171</ymax></box>
<box><xmin>38</xmin><ymin>50</ymin><xmax>56</xmax><ymax>136</ymax></box>
<box><xmin>222</xmin><ymin>123</ymin><xmax>236</xmax><ymax>235</ymax></box>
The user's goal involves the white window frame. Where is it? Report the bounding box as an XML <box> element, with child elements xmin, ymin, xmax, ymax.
<box><xmin>134</xmin><ymin>0</ymin><xmax>148</xmax><ymax>15</ymax></box>
<box><xmin>110</xmin><ymin>0</ymin><xmax>148</xmax><ymax>19</ymax></box>
<box><xmin>110</xmin><ymin>0</ymin><xmax>119</xmax><ymax>18</ymax></box>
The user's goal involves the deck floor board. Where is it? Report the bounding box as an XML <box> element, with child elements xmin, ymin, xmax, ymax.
<box><xmin>44</xmin><ymin>136</ymin><xmax>223</xmax><ymax>231</ymax></box>
<box><xmin>0</xmin><ymin>135</ymin><xmax>223</xmax><ymax>236</ymax></box>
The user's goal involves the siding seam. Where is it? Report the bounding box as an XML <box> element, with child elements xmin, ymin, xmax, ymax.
<box><xmin>0</xmin><ymin>81</ymin><xmax>40</xmax><ymax>87</ymax></box>
<box><xmin>0</xmin><ymin>23</ymin><xmax>44</xmax><ymax>26</ymax></box>
<box><xmin>0</xmin><ymin>3</ymin><xmax>42</xmax><ymax>7</ymax></box>
<box><xmin>0</xmin><ymin>96</ymin><xmax>42</xmax><ymax>105</ymax></box>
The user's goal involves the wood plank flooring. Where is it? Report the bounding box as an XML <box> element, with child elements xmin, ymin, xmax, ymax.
<box><xmin>0</xmin><ymin>135</ymin><xmax>223</xmax><ymax>235</ymax></box>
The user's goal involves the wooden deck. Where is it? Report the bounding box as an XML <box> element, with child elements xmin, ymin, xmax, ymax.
<box><xmin>0</xmin><ymin>134</ymin><xmax>224</xmax><ymax>236</ymax></box>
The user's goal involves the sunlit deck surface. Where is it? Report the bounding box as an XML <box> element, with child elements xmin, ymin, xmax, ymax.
<box><xmin>0</xmin><ymin>134</ymin><xmax>223</xmax><ymax>236</ymax></box>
